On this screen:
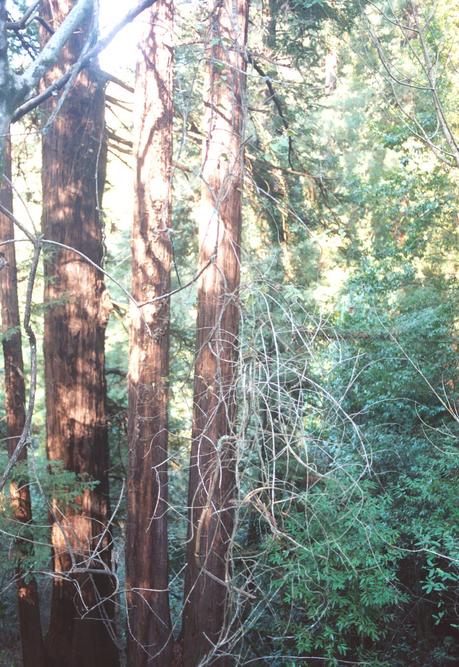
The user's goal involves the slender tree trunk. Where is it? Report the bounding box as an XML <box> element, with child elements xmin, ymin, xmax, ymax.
<box><xmin>0</xmin><ymin>10</ymin><xmax>44</xmax><ymax>663</ymax></box>
<box><xmin>40</xmin><ymin>2</ymin><xmax>118</xmax><ymax>665</ymax></box>
<box><xmin>126</xmin><ymin>2</ymin><xmax>174</xmax><ymax>665</ymax></box>
<box><xmin>0</xmin><ymin>137</ymin><xmax>46</xmax><ymax>667</ymax></box>
<box><xmin>182</xmin><ymin>1</ymin><xmax>249</xmax><ymax>664</ymax></box>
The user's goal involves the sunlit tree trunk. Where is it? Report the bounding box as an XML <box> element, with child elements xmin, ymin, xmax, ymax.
<box><xmin>182</xmin><ymin>0</ymin><xmax>249</xmax><ymax>663</ymax></box>
<box><xmin>40</xmin><ymin>2</ymin><xmax>118</xmax><ymax>665</ymax></box>
<box><xmin>0</xmin><ymin>138</ymin><xmax>46</xmax><ymax>667</ymax></box>
<box><xmin>126</xmin><ymin>1</ymin><xmax>174</xmax><ymax>665</ymax></box>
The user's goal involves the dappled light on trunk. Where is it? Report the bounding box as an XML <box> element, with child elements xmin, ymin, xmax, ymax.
<box><xmin>182</xmin><ymin>0</ymin><xmax>249</xmax><ymax>663</ymax></box>
<box><xmin>40</xmin><ymin>2</ymin><xmax>118</xmax><ymax>665</ymax></box>
<box><xmin>126</xmin><ymin>1</ymin><xmax>174</xmax><ymax>665</ymax></box>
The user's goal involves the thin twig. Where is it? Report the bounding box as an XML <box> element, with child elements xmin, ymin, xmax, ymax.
<box><xmin>0</xmin><ymin>238</ymin><xmax>41</xmax><ymax>491</ymax></box>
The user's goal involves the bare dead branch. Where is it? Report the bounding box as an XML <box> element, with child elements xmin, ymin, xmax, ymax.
<box><xmin>6</xmin><ymin>0</ymin><xmax>40</xmax><ymax>30</ymax></box>
<box><xmin>12</xmin><ymin>0</ymin><xmax>157</xmax><ymax>123</ymax></box>
<box><xmin>0</xmin><ymin>238</ymin><xmax>41</xmax><ymax>492</ymax></box>
<box><xmin>16</xmin><ymin>0</ymin><xmax>93</xmax><ymax>100</ymax></box>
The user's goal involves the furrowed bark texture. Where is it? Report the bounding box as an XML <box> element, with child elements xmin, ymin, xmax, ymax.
<box><xmin>182</xmin><ymin>0</ymin><xmax>249</xmax><ymax>664</ymax></box>
<box><xmin>40</xmin><ymin>2</ymin><xmax>118</xmax><ymax>665</ymax></box>
<box><xmin>126</xmin><ymin>2</ymin><xmax>174</xmax><ymax>665</ymax></box>
<box><xmin>0</xmin><ymin>138</ymin><xmax>46</xmax><ymax>667</ymax></box>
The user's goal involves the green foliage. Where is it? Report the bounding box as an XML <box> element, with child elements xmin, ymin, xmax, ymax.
<box><xmin>1</xmin><ymin>326</ymin><xmax>20</xmax><ymax>342</ymax></box>
<box><xmin>0</xmin><ymin>453</ymin><xmax>100</xmax><ymax>575</ymax></box>
<box><xmin>1</xmin><ymin>0</ymin><xmax>458</xmax><ymax>662</ymax></box>
<box><xmin>261</xmin><ymin>484</ymin><xmax>403</xmax><ymax>663</ymax></box>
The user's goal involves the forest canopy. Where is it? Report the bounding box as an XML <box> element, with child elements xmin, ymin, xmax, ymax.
<box><xmin>0</xmin><ymin>0</ymin><xmax>458</xmax><ymax>665</ymax></box>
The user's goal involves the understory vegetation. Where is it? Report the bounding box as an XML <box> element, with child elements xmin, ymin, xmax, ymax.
<box><xmin>0</xmin><ymin>0</ymin><xmax>458</xmax><ymax>665</ymax></box>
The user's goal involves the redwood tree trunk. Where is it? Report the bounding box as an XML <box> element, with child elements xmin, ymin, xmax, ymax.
<box><xmin>182</xmin><ymin>1</ymin><xmax>249</xmax><ymax>664</ymax></box>
<box><xmin>40</xmin><ymin>2</ymin><xmax>118</xmax><ymax>665</ymax></box>
<box><xmin>0</xmin><ymin>138</ymin><xmax>46</xmax><ymax>667</ymax></box>
<box><xmin>126</xmin><ymin>2</ymin><xmax>174</xmax><ymax>665</ymax></box>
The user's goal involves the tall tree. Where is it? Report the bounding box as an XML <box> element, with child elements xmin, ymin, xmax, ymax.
<box><xmin>40</xmin><ymin>2</ymin><xmax>118</xmax><ymax>665</ymax></box>
<box><xmin>182</xmin><ymin>0</ymin><xmax>249</xmax><ymax>663</ymax></box>
<box><xmin>126</xmin><ymin>1</ymin><xmax>174</xmax><ymax>665</ymax></box>
<box><xmin>0</xmin><ymin>138</ymin><xmax>46</xmax><ymax>667</ymax></box>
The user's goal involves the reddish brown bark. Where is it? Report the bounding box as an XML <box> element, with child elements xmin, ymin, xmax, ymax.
<box><xmin>182</xmin><ymin>1</ymin><xmax>249</xmax><ymax>664</ymax></box>
<box><xmin>40</xmin><ymin>2</ymin><xmax>118</xmax><ymax>665</ymax></box>
<box><xmin>126</xmin><ymin>2</ymin><xmax>174</xmax><ymax>665</ymax></box>
<box><xmin>0</xmin><ymin>138</ymin><xmax>46</xmax><ymax>667</ymax></box>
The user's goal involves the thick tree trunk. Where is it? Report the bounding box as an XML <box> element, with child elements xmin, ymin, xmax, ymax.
<box><xmin>40</xmin><ymin>2</ymin><xmax>118</xmax><ymax>665</ymax></box>
<box><xmin>0</xmin><ymin>138</ymin><xmax>46</xmax><ymax>667</ymax></box>
<box><xmin>126</xmin><ymin>2</ymin><xmax>174</xmax><ymax>665</ymax></box>
<box><xmin>182</xmin><ymin>1</ymin><xmax>249</xmax><ymax>664</ymax></box>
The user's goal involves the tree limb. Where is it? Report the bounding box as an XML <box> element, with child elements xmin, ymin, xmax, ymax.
<box><xmin>6</xmin><ymin>0</ymin><xmax>40</xmax><ymax>31</ymax></box>
<box><xmin>13</xmin><ymin>0</ymin><xmax>156</xmax><ymax>123</ymax></box>
<box><xmin>16</xmin><ymin>0</ymin><xmax>93</xmax><ymax>102</ymax></box>
<box><xmin>0</xmin><ymin>238</ymin><xmax>41</xmax><ymax>492</ymax></box>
